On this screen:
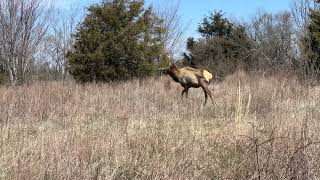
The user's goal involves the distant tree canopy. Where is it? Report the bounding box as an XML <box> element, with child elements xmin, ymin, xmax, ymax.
<box><xmin>183</xmin><ymin>11</ymin><xmax>253</xmax><ymax>77</ymax></box>
<box><xmin>67</xmin><ymin>0</ymin><xmax>168</xmax><ymax>82</ymax></box>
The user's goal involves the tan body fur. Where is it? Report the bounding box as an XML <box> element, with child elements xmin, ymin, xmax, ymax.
<box><xmin>167</xmin><ymin>64</ymin><xmax>214</xmax><ymax>105</ymax></box>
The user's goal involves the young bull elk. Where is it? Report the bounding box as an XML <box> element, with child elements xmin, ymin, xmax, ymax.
<box><xmin>167</xmin><ymin>63</ymin><xmax>214</xmax><ymax>105</ymax></box>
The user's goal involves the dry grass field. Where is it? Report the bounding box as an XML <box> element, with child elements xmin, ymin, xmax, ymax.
<box><xmin>1</xmin><ymin>71</ymin><xmax>320</xmax><ymax>179</ymax></box>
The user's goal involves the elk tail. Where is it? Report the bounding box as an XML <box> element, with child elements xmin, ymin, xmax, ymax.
<box><xmin>203</xmin><ymin>70</ymin><xmax>213</xmax><ymax>83</ymax></box>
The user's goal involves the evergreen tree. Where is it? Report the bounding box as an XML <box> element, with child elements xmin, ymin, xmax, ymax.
<box><xmin>198</xmin><ymin>11</ymin><xmax>233</xmax><ymax>38</ymax></box>
<box><xmin>184</xmin><ymin>11</ymin><xmax>252</xmax><ymax>76</ymax></box>
<box><xmin>67</xmin><ymin>0</ymin><xmax>166</xmax><ymax>82</ymax></box>
<box><xmin>303</xmin><ymin>1</ymin><xmax>320</xmax><ymax>77</ymax></box>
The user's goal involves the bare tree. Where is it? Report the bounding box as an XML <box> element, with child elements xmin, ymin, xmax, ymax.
<box><xmin>248</xmin><ymin>11</ymin><xmax>294</xmax><ymax>72</ymax></box>
<box><xmin>290</xmin><ymin>0</ymin><xmax>320</xmax><ymax>80</ymax></box>
<box><xmin>43</xmin><ymin>3</ymin><xmax>82</xmax><ymax>80</ymax></box>
<box><xmin>0</xmin><ymin>0</ymin><xmax>53</xmax><ymax>85</ymax></box>
<box><xmin>290</xmin><ymin>0</ymin><xmax>320</xmax><ymax>34</ymax></box>
<box><xmin>154</xmin><ymin>0</ymin><xmax>186</xmax><ymax>58</ymax></box>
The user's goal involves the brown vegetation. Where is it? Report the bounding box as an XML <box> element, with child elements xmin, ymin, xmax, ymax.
<box><xmin>0</xmin><ymin>72</ymin><xmax>320</xmax><ymax>179</ymax></box>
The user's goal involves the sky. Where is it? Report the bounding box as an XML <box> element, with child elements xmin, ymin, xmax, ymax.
<box><xmin>147</xmin><ymin>0</ymin><xmax>292</xmax><ymax>38</ymax></box>
<box><xmin>55</xmin><ymin>0</ymin><xmax>293</xmax><ymax>38</ymax></box>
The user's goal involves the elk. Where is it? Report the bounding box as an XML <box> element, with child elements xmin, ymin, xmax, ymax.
<box><xmin>167</xmin><ymin>63</ymin><xmax>214</xmax><ymax>105</ymax></box>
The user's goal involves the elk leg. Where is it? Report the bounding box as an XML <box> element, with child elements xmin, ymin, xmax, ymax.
<box><xmin>199</xmin><ymin>79</ymin><xmax>208</xmax><ymax>105</ymax></box>
<box><xmin>185</xmin><ymin>87</ymin><xmax>189</xmax><ymax>98</ymax></box>
<box><xmin>205</xmin><ymin>86</ymin><xmax>213</xmax><ymax>103</ymax></box>
<box><xmin>199</xmin><ymin>78</ymin><xmax>213</xmax><ymax>105</ymax></box>
<box><xmin>181</xmin><ymin>88</ymin><xmax>186</xmax><ymax>98</ymax></box>
<box><xmin>202</xmin><ymin>88</ymin><xmax>208</xmax><ymax>105</ymax></box>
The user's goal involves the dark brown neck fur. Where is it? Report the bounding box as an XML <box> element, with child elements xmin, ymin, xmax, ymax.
<box><xmin>167</xmin><ymin>65</ymin><xmax>180</xmax><ymax>83</ymax></box>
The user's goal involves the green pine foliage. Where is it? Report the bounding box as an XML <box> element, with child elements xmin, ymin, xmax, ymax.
<box><xmin>67</xmin><ymin>0</ymin><xmax>166</xmax><ymax>82</ymax></box>
<box><xmin>198</xmin><ymin>11</ymin><xmax>233</xmax><ymax>38</ymax></box>
<box><xmin>303</xmin><ymin>5</ymin><xmax>320</xmax><ymax>76</ymax></box>
<box><xmin>184</xmin><ymin>11</ymin><xmax>252</xmax><ymax>77</ymax></box>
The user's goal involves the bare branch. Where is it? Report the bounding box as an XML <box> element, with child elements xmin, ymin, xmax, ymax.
<box><xmin>0</xmin><ymin>0</ymin><xmax>53</xmax><ymax>85</ymax></box>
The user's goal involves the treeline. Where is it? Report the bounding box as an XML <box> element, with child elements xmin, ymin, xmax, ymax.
<box><xmin>183</xmin><ymin>1</ymin><xmax>320</xmax><ymax>82</ymax></box>
<box><xmin>0</xmin><ymin>0</ymin><xmax>320</xmax><ymax>85</ymax></box>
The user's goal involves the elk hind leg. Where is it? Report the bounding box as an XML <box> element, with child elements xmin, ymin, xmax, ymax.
<box><xmin>205</xmin><ymin>86</ymin><xmax>213</xmax><ymax>103</ymax></box>
<box><xmin>202</xmin><ymin>88</ymin><xmax>208</xmax><ymax>105</ymax></box>
<box><xmin>185</xmin><ymin>87</ymin><xmax>189</xmax><ymax>98</ymax></box>
<box><xmin>181</xmin><ymin>88</ymin><xmax>187</xmax><ymax>98</ymax></box>
<box><xmin>200</xmin><ymin>79</ymin><xmax>213</xmax><ymax>105</ymax></box>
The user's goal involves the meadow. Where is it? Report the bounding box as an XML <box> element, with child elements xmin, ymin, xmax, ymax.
<box><xmin>1</xmin><ymin>72</ymin><xmax>320</xmax><ymax>179</ymax></box>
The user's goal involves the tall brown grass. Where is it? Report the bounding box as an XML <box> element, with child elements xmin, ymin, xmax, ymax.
<box><xmin>1</xmin><ymin>71</ymin><xmax>320</xmax><ymax>179</ymax></box>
